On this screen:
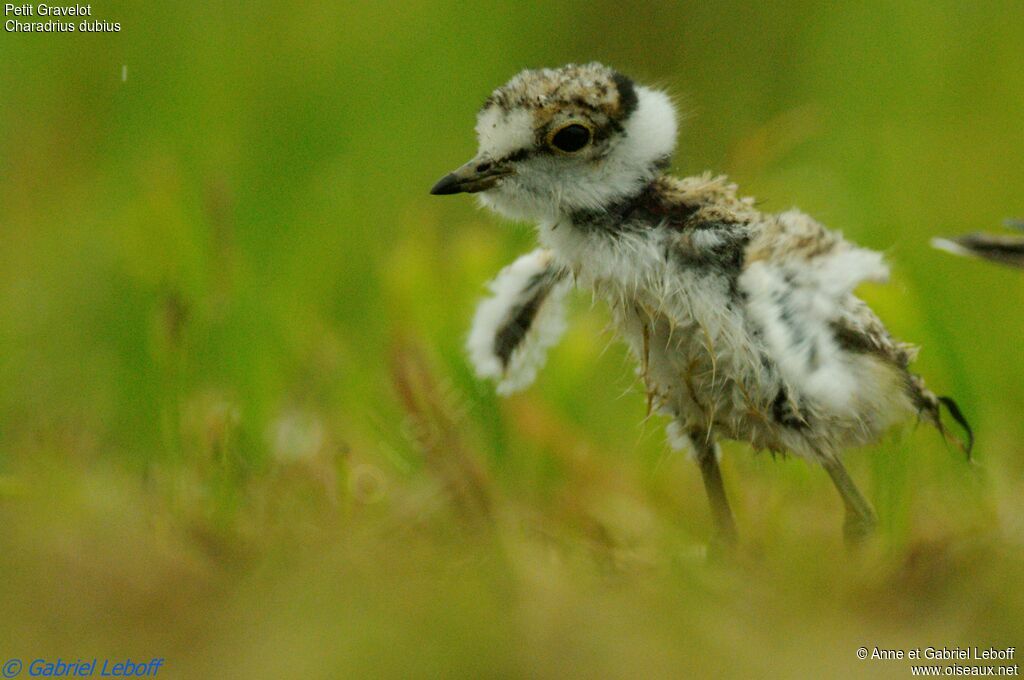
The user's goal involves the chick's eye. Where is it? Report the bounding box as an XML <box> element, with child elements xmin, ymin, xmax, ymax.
<box><xmin>550</xmin><ymin>124</ymin><xmax>591</xmax><ymax>152</ymax></box>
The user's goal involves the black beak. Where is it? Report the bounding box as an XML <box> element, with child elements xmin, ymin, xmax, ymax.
<box><xmin>430</xmin><ymin>173</ymin><xmax>464</xmax><ymax>195</ymax></box>
<box><xmin>429</xmin><ymin>158</ymin><xmax>511</xmax><ymax>196</ymax></box>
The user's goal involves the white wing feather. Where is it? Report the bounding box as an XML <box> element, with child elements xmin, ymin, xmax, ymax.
<box><xmin>467</xmin><ymin>249</ymin><xmax>571</xmax><ymax>395</ymax></box>
<box><xmin>739</xmin><ymin>210</ymin><xmax>889</xmax><ymax>415</ymax></box>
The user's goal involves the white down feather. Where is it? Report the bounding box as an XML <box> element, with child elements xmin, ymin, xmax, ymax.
<box><xmin>739</xmin><ymin>211</ymin><xmax>890</xmax><ymax>415</ymax></box>
<box><xmin>466</xmin><ymin>249</ymin><xmax>571</xmax><ymax>395</ymax></box>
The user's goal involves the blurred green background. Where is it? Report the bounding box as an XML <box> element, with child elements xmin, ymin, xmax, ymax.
<box><xmin>2</xmin><ymin>1</ymin><xmax>1023</xmax><ymax>677</ymax></box>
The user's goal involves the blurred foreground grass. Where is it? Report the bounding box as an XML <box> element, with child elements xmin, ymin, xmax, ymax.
<box><xmin>2</xmin><ymin>1</ymin><xmax>1024</xmax><ymax>677</ymax></box>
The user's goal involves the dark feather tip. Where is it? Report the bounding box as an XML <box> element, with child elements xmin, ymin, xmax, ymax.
<box><xmin>937</xmin><ymin>395</ymin><xmax>974</xmax><ymax>460</ymax></box>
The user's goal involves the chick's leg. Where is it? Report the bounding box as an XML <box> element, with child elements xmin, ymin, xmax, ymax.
<box><xmin>821</xmin><ymin>456</ymin><xmax>877</xmax><ymax>546</ymax></box>
<box><xmin>690</xmin><ymin>433</ymin><xmax>738</xmax><ymax>545</ymax></box>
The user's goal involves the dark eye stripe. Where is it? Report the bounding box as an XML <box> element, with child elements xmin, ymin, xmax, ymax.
<box><xmin>501</xmin><ymin>148</ymin><xmax>532</xmax><ymax>163</ymax></box>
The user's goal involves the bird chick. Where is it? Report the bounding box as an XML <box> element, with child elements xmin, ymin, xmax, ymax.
<box><xmin>431</xmin><ymin>63</ymin><xmax>972</xmax><ymax>545</ymax></box>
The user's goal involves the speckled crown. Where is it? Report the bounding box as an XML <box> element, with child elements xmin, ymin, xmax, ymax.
<box><xmin>481</xmin><ymin>63</ymin><xmax>639</xmax><ymax>128</ymax></box>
